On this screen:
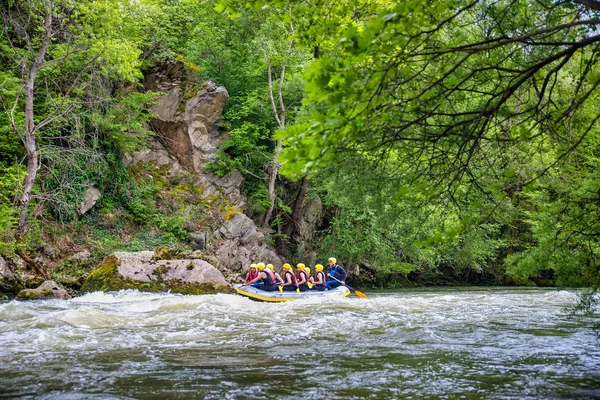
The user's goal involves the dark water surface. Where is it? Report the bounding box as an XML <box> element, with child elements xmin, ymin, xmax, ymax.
<box><xmin>0</xmin><ymin>287</ymin><xmax>599</xmax><ymax>399</ymax></box>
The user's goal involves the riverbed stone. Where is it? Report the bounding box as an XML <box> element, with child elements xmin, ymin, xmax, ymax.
<box><xmin>69</xmin><ymin>250</ymin><xmax>92</xmax><ymax>264</ymax></box>
<box><xmin>81</xmin><ymin>251</ymin><xmax>234</xmax><ymax>295</ymax></box>
<box><xmin>17</xmin><ymin>280</ymin><xmax>71</xmax><ymax>300</ymax></box>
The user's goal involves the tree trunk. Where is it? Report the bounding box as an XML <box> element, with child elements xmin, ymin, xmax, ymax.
<box><xmin>263</xmin><ymin>29</ymin><xmax>293</xmax><ymax>228</ymax></box>
<box><xmin>263</xmin><ymin>139</ymin><xmax>281</xmax><ymax>227</ymax></box>
<box><xmin>15</xmin><ymin>0</ymin><xmax>53</xmax><ymax>239</ymax></box>
<box><xmin>284</xmin><ymin>174</ymin><xmax>309</xmax><ymax>238</ymax></box>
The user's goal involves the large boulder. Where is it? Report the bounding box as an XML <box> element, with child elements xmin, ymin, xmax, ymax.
<box><xmin>80</xmin><ymin>251</ymin><xmax>234</xmax><ymax>295</ymax></box>
<box><xmin>17</xmin><ymin>280</ymin><xmax>71</xmax><ymax>300</ymax></box>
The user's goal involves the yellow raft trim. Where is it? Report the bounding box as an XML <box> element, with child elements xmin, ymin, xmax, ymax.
<box><xmin>235</xmin><ymin>287</ymin><xmax>351</xmax><ymax>302</ymax></box>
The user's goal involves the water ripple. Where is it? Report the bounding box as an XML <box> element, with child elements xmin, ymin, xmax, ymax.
<box><xmin>1</xmin><ymin>288</ymin><xmax>599</xmax><ymax>399</ymax></box>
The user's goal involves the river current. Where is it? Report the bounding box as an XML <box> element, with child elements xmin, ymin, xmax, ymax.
<box><xmin>0</xmin><ymin>287</ymin><xmax>599</xmax><ymax>399</ymax></box>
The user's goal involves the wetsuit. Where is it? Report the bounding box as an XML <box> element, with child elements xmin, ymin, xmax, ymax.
<box><xmin>254</xmin><ymin>269</ymin><xmax>278</xmax><ymax>291</ymax></box>
<box><xmin>282</xmin><ymin>270</ymin><xmax>298</xmax><ymax>291</ymax></box>
<box><xmin>312</xmin><ymin>271</ymin><xmax>326</xmax><ymax>291</ymax></box>
<box><xmin>326</xmin><ymin>264</ymin><xmax>347</xmax><ymax>289</ymax></box>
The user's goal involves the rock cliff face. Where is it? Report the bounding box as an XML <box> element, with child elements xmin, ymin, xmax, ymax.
<box><xmin>125</xmin><ymin>61</ymin><xmax>245</xmax><ymax>208</ymax></box>
<box><xmin>124</xmin><ymin>61</ymin><xmax>281</xmax><ymax>279</ymax></box>
<box><xmin>211</xmin><ymin>213</ymin><xmax>280</xmax><ymax>275</ymax></box>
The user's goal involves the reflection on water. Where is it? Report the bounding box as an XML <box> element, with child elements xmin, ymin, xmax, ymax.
<box><xmin>0</xmin><ymin>288</ymin><xmax>599</xmax><ymax>399</ymax></box>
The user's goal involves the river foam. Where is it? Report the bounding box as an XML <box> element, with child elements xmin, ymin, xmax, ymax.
<box><xmin>1</xmin><ymin>288</ymin><xmax>599</xmax><ymax>399</ymax></box>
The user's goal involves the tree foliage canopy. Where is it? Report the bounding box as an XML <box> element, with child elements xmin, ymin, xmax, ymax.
<box><xmin>216</xmin><ymin>0</ymin><xmax>600</xmax><ymax>285</ymax></box>
<box><xmin>1</xmin><ymin>0</ymin><xmax>599</xmax><ymax>286</ymax></box>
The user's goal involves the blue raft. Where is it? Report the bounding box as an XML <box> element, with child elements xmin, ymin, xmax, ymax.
<box><xmin>233</xmin><ymin>284</ymin><xmax>350</xmax><ymax>302</ymax></box>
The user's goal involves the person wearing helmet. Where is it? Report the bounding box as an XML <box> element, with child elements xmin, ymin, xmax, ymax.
<box><xmin>281</xmin><ymin>263</ymin><xmax>299</xmax><ymax>291</ymax></box>
<box><xmin>247</xmin><ymin>262</ymin><xmax>278</xmax><ymax>291</ymax></box>
<box><xmin>305</xmin><ymin>267</ymin><xmax>313</xmax><ymax>286</ymax></box>
<box><xmin>296</xmin><ymin>263</ymin><xmax>309</xmax><ymax>292</ymax></box>
<box><xmin>326</xmin><ymin>257</ymin><xmax>347</xmax><ymax>289</ymax></box>
<box><xmin>243</xmin><ymin>263</ymin><xmax>259</xmax><ymax>285</ymax></box>
<box><xmin>312</xmin><ymin>264</ymin><xmax>326</xmax><ymax>291</ymax></box>
<box><xmin>266</xmin><ymin>263</ymin><xmax>284</xmax><ymax>285</ymax></box>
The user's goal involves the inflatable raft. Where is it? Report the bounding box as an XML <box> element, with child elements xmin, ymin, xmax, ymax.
<box><xmin>233</xmin><ymin>284</ymin><xmax>350</xmax><ymax>302</ymax></box>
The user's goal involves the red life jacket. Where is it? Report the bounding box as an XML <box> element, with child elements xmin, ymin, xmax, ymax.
<box><xmin>247</xmin><ymin>270</ymin><xmax>259</xmax><ymax>282</ymax></box>
<box><xmin>285</xmin><ymin>270</ymin><xmax>298</xmax><ymax>286</ymax></box>
<box><xmin>298</xmin><ymin>270</ymin><xmax>307</xmax><ymax>284</ymax></box>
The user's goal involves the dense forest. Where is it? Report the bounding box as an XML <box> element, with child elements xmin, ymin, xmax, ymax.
<box><xmin>1</xmin><ymin>0</ymin><xmax>600</xmax><ymax>294</ymax></box>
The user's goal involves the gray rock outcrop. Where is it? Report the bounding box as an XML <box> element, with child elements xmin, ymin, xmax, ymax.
<box><xmin>69</xmin><ymin>250</ymin><xmax>92</xmax><ymax>264</ymax></box>
<box><xmin>0</xmin><ymin>257</ymin><xmax>16</xmax><ymax>284</ymax></box>
<box><xmin>294</xmin><ymin>196</ymin><xmax>323</xmax><ymax>245</ymax></box>
<box><xmin>124</xmin><ymin>61</ymin><xmax>245</xmax><ymax>208</ymax></box>
<box><xmin>121</xmin><ymin>61</ymin><xmax>282</xmax><ymax>281</ymax></box>
<box><xmin>0</xmin><ymin>257</ymin><xmax>45</xmax><ymax>294</ymax></box>
<box><xmin>211</xmin><ymin>213</ymin><xmax>281</xmax><ymax>273</ymax></box>
<box><xmin>80</xmin><ymin>251</ymin><xmax>234</xmax><ymax>294</ymax></box>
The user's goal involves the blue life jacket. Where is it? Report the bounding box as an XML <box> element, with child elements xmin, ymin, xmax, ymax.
<box><xmin>329</xmin><ymin>264</ymin><xmax>347</xmax><ymax>282</ymax></box>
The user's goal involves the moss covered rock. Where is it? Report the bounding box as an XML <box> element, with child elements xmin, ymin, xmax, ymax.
<box><xmin>81</xmin><ymin>251</ymin><xmax>234</xmax><ymax>295</ymax></box>
<box><xmin>17</xmin><ymin>280</ymin><xmax>71</xmax><ymax>300</ymax></box>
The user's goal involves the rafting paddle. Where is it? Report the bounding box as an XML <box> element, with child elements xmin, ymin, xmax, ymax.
<box><xmin>331</xmin><ymin>276</ymin><xmax>367</xmax><ymax>298</ymax></box>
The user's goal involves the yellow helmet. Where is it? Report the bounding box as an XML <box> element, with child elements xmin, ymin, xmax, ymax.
<box><xmin>305</xmin><ymin>268</ymin><xmax>311</xmax><ymax>274</ymax></box>
<box><xmin>250</xmin><ymin>263</ymin><xmax>257</xmax><ymax>269</ymax></box>
<box><xmin>315</xmin><ymin>264</ymin><xmax>323</xmax><ymax>271</ymax></box>
<box><xmin>328</xmin><ymin>257</ymin><xmax>336</xmax><ymax>264</ymax></box>
<box><xmin>296</xmin><ymin>263</ymin><xmax>305</xmax><ymax>270</ymax></box>
<box><xmin>257</xmin><ymin>262</ymin><xmax>266</xmax><ymax>270</ymax></box>
<box><xmin>282</xmin><ymin>263</ymin><xmax>292</xmax><ymax>270</ymax></box>
<box><xmin>266</xmin><ymin>263</ymin><xmax>274</xmax><ymax>270</ymax></box>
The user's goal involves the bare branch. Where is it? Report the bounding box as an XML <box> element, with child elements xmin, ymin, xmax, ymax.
<box><xmin>571</xmin><ymin>0</ymin><xmax>600</xmax><ymax>11</ymax></box>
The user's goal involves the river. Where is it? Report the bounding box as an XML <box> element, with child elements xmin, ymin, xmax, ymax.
<box><xmin>0</xmin><ymin>287</ymin><xmax>599</xmax><ymax>399</ymax></box>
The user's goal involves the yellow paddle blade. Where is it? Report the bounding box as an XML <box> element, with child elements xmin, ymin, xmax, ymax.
<box><xmin>296</xmin><ymin>288</ymin><xmax>301</xmax><ymax>295</ymax></box>
<box><xmin>354</xmin><ymin>290</ymin><xmax>367</xmax><ymax>299</ymax></box>
<box><xmin>278</xmin><ymin>286</ymin><xmax>283</xmax><ymax>293</ymax></box>
<box><xmin>307</xmin><ymin>282</ymin><xmax>313</xmax><ymax>289</ymax></box>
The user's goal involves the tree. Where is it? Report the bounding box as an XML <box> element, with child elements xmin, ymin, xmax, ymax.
<box><xmin>0</xmin><ymin>0</ymin><xmax>155</xmax><ymax>275</ymax></box>
<box><xmin>276</xmin><ymin>0</ymin><xmax>600</xmax><ymax>187</ymax></box>
<box><xmin>204</xmin><ymin>2</ymin><xmax>312</xmax><ymax>238</ymax></box>
<box><xmin>218</xmin><ymin>0</ymin><xmax>600</xmax><ymax>285</ymax></box>
<box><xmin>263</xmin><ymin>21</ymin><xmax>295</xmax><ymax>227</ymax></box>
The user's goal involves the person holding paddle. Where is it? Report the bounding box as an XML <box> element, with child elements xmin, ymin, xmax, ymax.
<box><xmin>281</xmin><ymin>263</ymin><xmax>299</xmax><ymax>291</ymax></box>
<box><xmin>267</xmin><ymin>263</ymin><xmax>284</xmax><ymax>285</ymax></box>
<box><xmin>243</xmin><ymin>263</ymin><xmax>258</xmax><ymax>285</ymax></box>
<box><xmin>247</xmin><ymin>262</ymin><xmax>278</xmax><ymax>291</ymax></box>
<box><xmin>296</xmin><ymin>263</ymin><xmax>309</xmax><ymax>292</ymax></box>
<box><xmin>311</xmin><ymin>264</ymin><xmax>326</xmax><ymax>291</ymax></box>
<box><xmin>326</xmin><ymin>257</ymin><xmax>347</xmax><ymax>289</ymax></box>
